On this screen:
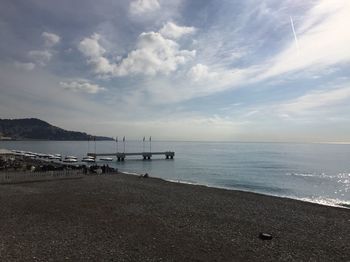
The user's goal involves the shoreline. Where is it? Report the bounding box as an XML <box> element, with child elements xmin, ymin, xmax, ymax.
<box><xmin>121</xmin><ymin>171</ymin><xmax>350</xmax><ymax>210</ymax></box>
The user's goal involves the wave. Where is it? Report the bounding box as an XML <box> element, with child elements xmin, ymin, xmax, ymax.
<box><xmin>295</xmin><ymin>196</ymin><xmax>350</xmax><ymax>209</ymax></box>
<box><xmin>163</xmin><ymin>178</ymin><xmax>350</xmax><ymax>209</ymax></box>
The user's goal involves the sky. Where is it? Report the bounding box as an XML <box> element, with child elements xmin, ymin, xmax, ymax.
<box><xmin>0</xmin><ymin>0</ymin><xmax>350</xmax><ymax>142</ymax></box>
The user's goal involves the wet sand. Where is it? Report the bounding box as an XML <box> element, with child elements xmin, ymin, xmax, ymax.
<box><xmin>0</xmin><ymin>173</ymin><xmax>349</xmax><ymax>261</ymax></box>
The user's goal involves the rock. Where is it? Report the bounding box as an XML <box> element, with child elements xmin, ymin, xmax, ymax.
<box><xmin>259</xmin><ymin>232</ymin><xmax>273</xmax><ymax>240</ymax></box>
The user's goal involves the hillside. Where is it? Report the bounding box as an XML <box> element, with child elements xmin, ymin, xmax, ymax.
<box><xmin>0</xmin><ymin>118</ymin><xmax>113</xmax><ymax>141</ymax></box>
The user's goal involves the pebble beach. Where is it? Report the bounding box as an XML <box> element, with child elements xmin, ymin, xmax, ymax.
<box><xmin>0</xmin><ymin>173</ymin><xmax>349</xmax><ymax>261</ymax></box>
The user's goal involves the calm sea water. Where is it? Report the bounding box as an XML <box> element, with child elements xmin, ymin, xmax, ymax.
<box><xmin>1</xmin><ymin>140</ymin><xmax>349</xmax><ymax>208</ymax></box>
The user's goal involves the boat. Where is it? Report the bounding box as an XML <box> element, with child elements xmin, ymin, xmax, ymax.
<box><xmin>65</xmin><ymin>156</ymin><xmax>77</xmax><ymax>160</ymax></box>
<box><xmin>63</xmin><ymin>155</ymin><xmax>78</xmax><ymax>163</ymax></box>
<box><xmin>63</xmin><ymin>158</ymin><xmax>78</xmax><ymax>163</ymax></box>
<box><xmin>82</xmin><ymin>156</ymin><xmax>95</xmax><ymax>163</ymax></box>
<box><xmin>100</xmin><ymin>157</ymin><xmax>113</xmax><ymax>161</ymax></box>
<box><xmin>49</xmin><ymin>155</ymin><xmax>61</xmax><ymax>160</ymax></box>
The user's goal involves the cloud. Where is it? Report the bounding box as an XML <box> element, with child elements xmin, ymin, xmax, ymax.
<box><xmin>77</xmin><ymin>33</ymin><xmax>114</xmax><ymax>74</ymax></box>
<box><xmin>187</xmin><ymin>64</ymin><xmax>217</xmax><ymax>82</ymax></box>
<box><xmin>25</xmin><ymin>32</ymin><xmax>60</xmax><ymax>67</ymax></box>
<box><xmin>159</xmin><ymin>22</ymin><xmax>196</xmax><ymax>39</ymax></box>
<box><xmin>78</xmin><ymin>31</ymin><xmax>196</xmax><ymax>76</ymax></box>
<box><xmin>78</xmin><ymin>33</ymin><xmax>106</xmax><ymax>58</ymax></box>
<box><xmin>60</xmin><ymin>80</ymin><xmax>106</xmax><ymax>94</ymax></box>
<box><xmin>116</xmin><ymin>32</ymin><xmax>195</xmax><ymax>76</ymax></box>
<box><xmin>279</xmin><ymin>86</ymin><xmax>350</xmax><ymax>115</ymax></box>
<box><xmin>42</xmin><ymin>32</ymin><xmax>60</xmax><ymax>47</ymax></box>
<box><xmin>14</xmin><ymin>61</ymin><xmax>35</xmax><ymax>71</ymax></box>
<box><xmin>129</xmin><ymin>0</ymin><xmax>160</xmax><ymax>15</ymax></box>
<box><xmin>28</xmin><ymin>50</ymin><xmax>52</xmax><ymax>66</ymax></box>
<box><xmin>259</xmin><ymin>0</ymin><xmax>350</xmax><ymax>80</ymax></box>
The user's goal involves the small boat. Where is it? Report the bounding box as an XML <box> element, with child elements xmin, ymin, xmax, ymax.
<box><xmin>63</xmin><ymin>155</ymin><xmax>78</xmax><ymax>163</ymax></box>
<box><xmin>63</xmin><ymin>158</ymin><xmax>78</xmax><ymax>163</ymax></box>
<box><xmin>49</xmin><ymin>155</ymin><xmax>61</xmax><ymax>160</ymax></box>
<box><xmin>100</xmin><ymin>157</ymin><xmax>113</xmax><ymax>161</ymax></box>
<box><xmin>82</xmin><ymin>156</ymin><xmax>95</xmax><ymax>163</ymax></box>
<box><xmin>24</xmin><ymin>153</ymin><xmax>36</xmax><ymax>158</ymax></box>
<box><xmin>65</xmin><ymin>156</ymin><xmax>77</xmax><ymax>160</ymax></box>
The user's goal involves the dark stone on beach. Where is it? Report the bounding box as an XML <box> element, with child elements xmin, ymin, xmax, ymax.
<box><xmin>259</xmin><ymin>232</ymin><xmax>273</xmax><ymax>240</ymax></box>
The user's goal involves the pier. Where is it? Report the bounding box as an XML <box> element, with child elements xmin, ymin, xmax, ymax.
<box><xmin>87</xmin><ymin>151</ymin><xmax>175</xmax><ymax>161</ymax></box>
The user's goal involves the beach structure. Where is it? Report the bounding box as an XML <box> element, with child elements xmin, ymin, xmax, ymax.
<box><xmin>87</xmin><ymin>151</ymin><xmax>175</xmax><ymax>161</ymax></box>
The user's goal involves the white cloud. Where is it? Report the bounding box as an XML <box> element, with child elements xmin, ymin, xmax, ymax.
<box><xmin>14</xmin><ymin>61</ymin><xmax>35</xmax><ymax>71</ymax></box>
<box><xmin>24</xmin><ymin>32</ymin><xmax>60</xmax><ymax>68</ymax></box>
<box><xmin>260</xmin><ymin>0</ymin><xmax>350</xmax><ymax>79</ymax></box>
<box><xmin>159</xmin><ymin>22</ymin><xmax>196</xmax><ymax>39</ymax></box>
<box><xmin>60</xmin><ymin>80</ymin><xmax>106</xmax><ymax>94</ymax></box>
<box><xmin>28</xmin><ymin>50</ymin><xmax>52</xmax><ymax>66</ymax></box>
<box><xmin>77</xmin><ymin>34</ymin><xmax>113</xmax><ymax>75</ymax></box>
<box><xmin>116</xmin><ymin>32</ymin><xmax>195</xmax><ymax>76</ymax></box>
<box><xmin>78</xmin><ymin>33</ymin><xmax>105</xmax><ymax>58</ymax></box>
<box><xmin>42</xmin><ymin>32</ymin><xmax>60</xmax><ymax>47</ymax></box>
<box><xmin>279</xmin><ymin>86</ymin><xmax>350</xmax><ymax>114</ymax></box>
<box><xmin>129</xmin><ymin>0</ymin><xmax>160</xmax><ymax>15</ymax></box>
<box><xmin>187</xmin><ymin>64</ymin><xmax>217</xmax><ymax>82</ymax></box>
<box><xmin>78</xmin><ymin>31</ymin><xmax>196</xmax><ymax>76</ymax></box>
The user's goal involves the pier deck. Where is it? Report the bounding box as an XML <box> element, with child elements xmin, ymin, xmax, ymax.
<box><xmin>87</xmin><ymin>151</ymin><xmax>175</xmax><ymax>161</ymax></box>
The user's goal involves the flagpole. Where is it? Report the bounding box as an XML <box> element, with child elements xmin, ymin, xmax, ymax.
<box><xmin>123</xmin><ymin>136</ymin><xmax>125</xmax><ymax>153</ymax></box>
<box><xmin>94</xmin><ymin>136</ymin><xmax>96</xmax><ymax>154</ymax></box>
<box><xmin>149</xmin><ymin>136</ymin><xmax>151</xmax><ymax>153</ymax></box>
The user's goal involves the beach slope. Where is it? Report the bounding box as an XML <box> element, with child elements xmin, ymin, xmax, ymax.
<box><xmin>0</xmin><ymin>174</ymin><xmax>349</xmax><ymax>261</ymax></box>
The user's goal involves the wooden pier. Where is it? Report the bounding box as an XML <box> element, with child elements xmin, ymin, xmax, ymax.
<box><xmin>87</xmin><ymin>151</ymin><xmax>175</xmax><ymax>161</ymax></box>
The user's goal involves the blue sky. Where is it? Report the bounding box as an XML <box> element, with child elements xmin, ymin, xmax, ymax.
<box><xmin>0</xmin><ymin>0</ymin><xmax>349</xmax><ymax>142</ymax></box>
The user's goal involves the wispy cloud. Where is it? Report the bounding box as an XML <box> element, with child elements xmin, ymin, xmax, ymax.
<box><xmin>129</xmin><ymin>0</ymin><xmax>160</xmax><ymax>15</ymax></box>
<box><xmin>14</xmin><ymin>61</ymin><xmax>35</xmax><ymax>71</ymax></box>
<box><xmin>279</xmin><ymin>85</ymin><xmax>350</xmax><ymax>115</ymax></box>
<box><xmin>259</xmin><ymin>0</ymin><xmax>350</xmax><ymax>79</ymax></box>
<box><xmin>42</xmin><ymin>32</ymin><xmax>60</xmax><ymax>47</ymax></box>
<box><xmin>159</xmin><ymin>22</ymin><xmax>196</xmax><ymax>39</ymax></box>
<box><xmin>28</xmin><ymin>50</ymin><xmax>52</xmax><ymax>66</ymax></box>
<box><xmin>60</xmin><ymin>80</ymin><xmax>106</xmax><ymax>94</ymax></box>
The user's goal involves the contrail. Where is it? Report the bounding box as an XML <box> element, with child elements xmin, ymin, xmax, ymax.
<box><xmin>290</xmin><ymin>16</ymin><xmax>300</xmax><ymax>54</ymax></box>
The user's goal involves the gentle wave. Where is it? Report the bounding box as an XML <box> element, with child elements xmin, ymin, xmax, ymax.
<box><xmin>286</xmin><ymin>172</ymin><xmax>350</xmax><ymax>179</ymax></box>
<box><xmin>163</xmin><ymin>178</ymin><xmax>350</xmax><ymax>209</ymax></box>
<box><xmin>295</xmin><ymin>196</ymin><xmax>350</xmax><ymax>209</ymax></box>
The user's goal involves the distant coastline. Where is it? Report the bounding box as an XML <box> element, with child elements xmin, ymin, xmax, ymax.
<box><xmin>0</xmin><ymin>118</ymin><xmax>113</xmax><ymax>141</ymax></box>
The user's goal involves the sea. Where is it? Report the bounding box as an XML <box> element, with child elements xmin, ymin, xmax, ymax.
<box><xmin>1</xmin><ymin>140</ymin><xmax>349</xmax><ymax>208</ymax></box>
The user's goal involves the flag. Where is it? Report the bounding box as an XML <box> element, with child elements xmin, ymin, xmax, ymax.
<box><xmin>116</xmin><ymin>136</ymin><xmax>118</xmax><ymax>142</ymax></box>
<box><xmin>143</xmin><ymin>136</ymin><xmax>145</xmax><ymax>142</ymax></box>
<box><xmin>149</xmin><ymin>136</ymin><xmax>151</xmax><ymax>142</ymax></box>
<box><xmin>123</xmin><ymin>136</ymin><xmax>125</xmax><ymax>142</ymax></box>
